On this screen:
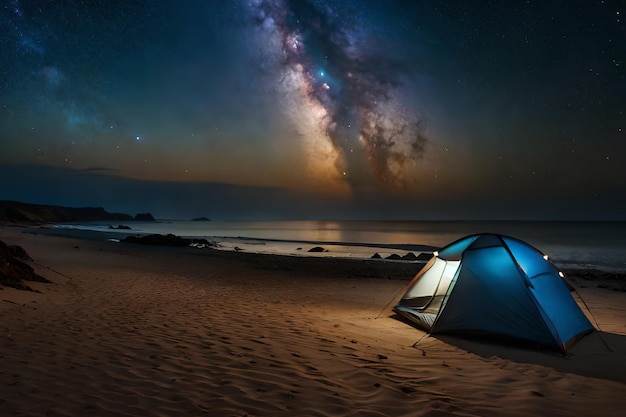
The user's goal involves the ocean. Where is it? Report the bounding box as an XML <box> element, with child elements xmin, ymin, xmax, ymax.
<box><xmin>51</xmin><ymin>220</ymin><xmax>626</xmax><ymax>271</ymax></box>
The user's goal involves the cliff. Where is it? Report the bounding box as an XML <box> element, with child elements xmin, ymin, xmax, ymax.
<box><xmin>0</xmin><ymin>200</ymin><xmax>133</xmax><ymax>223</ymax></box>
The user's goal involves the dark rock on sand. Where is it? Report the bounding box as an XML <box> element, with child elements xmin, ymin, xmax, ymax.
<box><xmin>308</xmin><ymin>246</ymin><xmax>328</xmax><ymax>253</ymax></box>
<box><xmin>416</xmin><ymin>252</ymin><xmax>434</xmax><ymax>261</ymax></box>
<box><xmin>0</xmin><ymin>240</ymin><xmax>51</xmax><ymax>291</ymax></box>
<box><xmin>109</xmin><ymin>224</ymin><xmax>132</xmax><ymax>230</ymax></box>
<box><xmin>385</xmin><ymin>254</ymin><xmax>403</xmax><ymax>260</ymax></box>
<box><xmin>371</xmin><ymin>253</ymin><xmax>382</xmax><ymax>259</ymax></box>
<box><xmin>123</xmin><ymin>234</ymin><xmax>213</xmax><ymax>248</ymax></box>
<box><xmin>402</xmin><ymin>252</ymin><xmax>418</xmax><ymax>260</ymax></box>
<box><xmin>8</xmin><ymin>244</ymin><xmax>33</xmax><ymax>261</ymax></box>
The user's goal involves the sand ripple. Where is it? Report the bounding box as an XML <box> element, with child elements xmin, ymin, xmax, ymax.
<box><xmin>1</xmin><ymin>233</ymin><xmax>625</xmax><ymax>416</ymax></box>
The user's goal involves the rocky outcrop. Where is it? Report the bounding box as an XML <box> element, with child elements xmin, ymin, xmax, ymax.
<box><xmin>0</xmin><ymin>240</ymin><xmax>51</xmax><ymax>291</ymax></box>
<box><xmin>134</xmin><ymin>213</ymin><xmax>155</xmax><ymax>221</ymax></box>
<box><xmin>0</xmin><ymin>200</ymin><xmax>132</xmax><ymax>223</ymax></box>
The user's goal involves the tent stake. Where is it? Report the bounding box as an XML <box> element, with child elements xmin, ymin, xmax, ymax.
<box><xmin>411</xmin><ymin>333</ymin><xmax>429</xmax><ymax>356</ymax></box>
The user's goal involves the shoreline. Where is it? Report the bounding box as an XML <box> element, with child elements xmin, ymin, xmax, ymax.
<box><xmin>20</xmin><ymin>222</ymin><xmax>441</xmax><ymax>261</ymax></box>
<box><xmin>16</xmin><ymin>222</ymin><xmax>626</xmax><ymax>289</ymax></box>
<box><xmin>9</xmin><ymin>224</ymin><xmax>431</xmax><ymax>283</ymax></box>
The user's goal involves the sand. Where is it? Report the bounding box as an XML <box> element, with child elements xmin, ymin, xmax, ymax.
<box><xmin>0</xmin><ymin>227</ymin><xmax>625</xmax><ymax>416</ymax></box>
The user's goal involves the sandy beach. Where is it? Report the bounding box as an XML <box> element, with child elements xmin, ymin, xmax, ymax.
<box><xmin>1</xmin><ymin>226</ymin><xmax>625</xmax><ymax>416</ymax></box>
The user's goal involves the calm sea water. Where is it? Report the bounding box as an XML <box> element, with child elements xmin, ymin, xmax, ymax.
<box><xmin>54</xmin><ymin>220</ymin><xmax>626</xmax><ymax>271</ymax></box>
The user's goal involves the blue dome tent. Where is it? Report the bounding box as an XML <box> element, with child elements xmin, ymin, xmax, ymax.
<box><xmin>394</xmin><ymin>234</ymin><xmax>594</xmax><ymax>352</ymax></box>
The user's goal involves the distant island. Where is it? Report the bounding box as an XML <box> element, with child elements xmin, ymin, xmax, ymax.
<box><xmin>0</xmin><ymin>200</ymin><xmax>153</xmax><ymax>223</ymax></box>
<box><xmin>191</xmin><ymin>216</ymin><xmax>211</xmax><ymax>221</ymax></box>
<box><xmin>134</xmin><ymin>212</ymin><xmax>156</xmax><ymax>221</ymax></box>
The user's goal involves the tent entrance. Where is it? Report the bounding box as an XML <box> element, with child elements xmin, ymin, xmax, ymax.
<box><xmin>396</xmin><ymin>258</ymin><xmax>460</xmax><ymax>329</ymax></box>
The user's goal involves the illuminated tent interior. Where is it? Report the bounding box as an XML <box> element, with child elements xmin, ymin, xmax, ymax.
<box><xmin>394</xmin><ymin>234</ymin><xmax>594</xmax><ymax>352</ymax></box>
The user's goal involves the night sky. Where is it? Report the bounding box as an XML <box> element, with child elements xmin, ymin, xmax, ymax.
<box><xmin>1</xmin><ymin>0</ymin><xmax>624</xmax><ymax>220</ymax></box>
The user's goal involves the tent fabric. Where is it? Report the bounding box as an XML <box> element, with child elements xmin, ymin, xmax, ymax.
<box><xmin>394</xmin><ymin>233</ymin><xmax>594</xmax><ymax>352</ymax></box>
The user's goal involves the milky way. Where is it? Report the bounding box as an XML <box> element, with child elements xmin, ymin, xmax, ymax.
<box><xmin>248</xmin><ymin>0</ymin><xmax>430</xmax><ymax>193</ymax></box>
<box><xmin>1</xmin><ymin>0</ymin><xmax>624</xmax><ymax>220</ymax></box>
